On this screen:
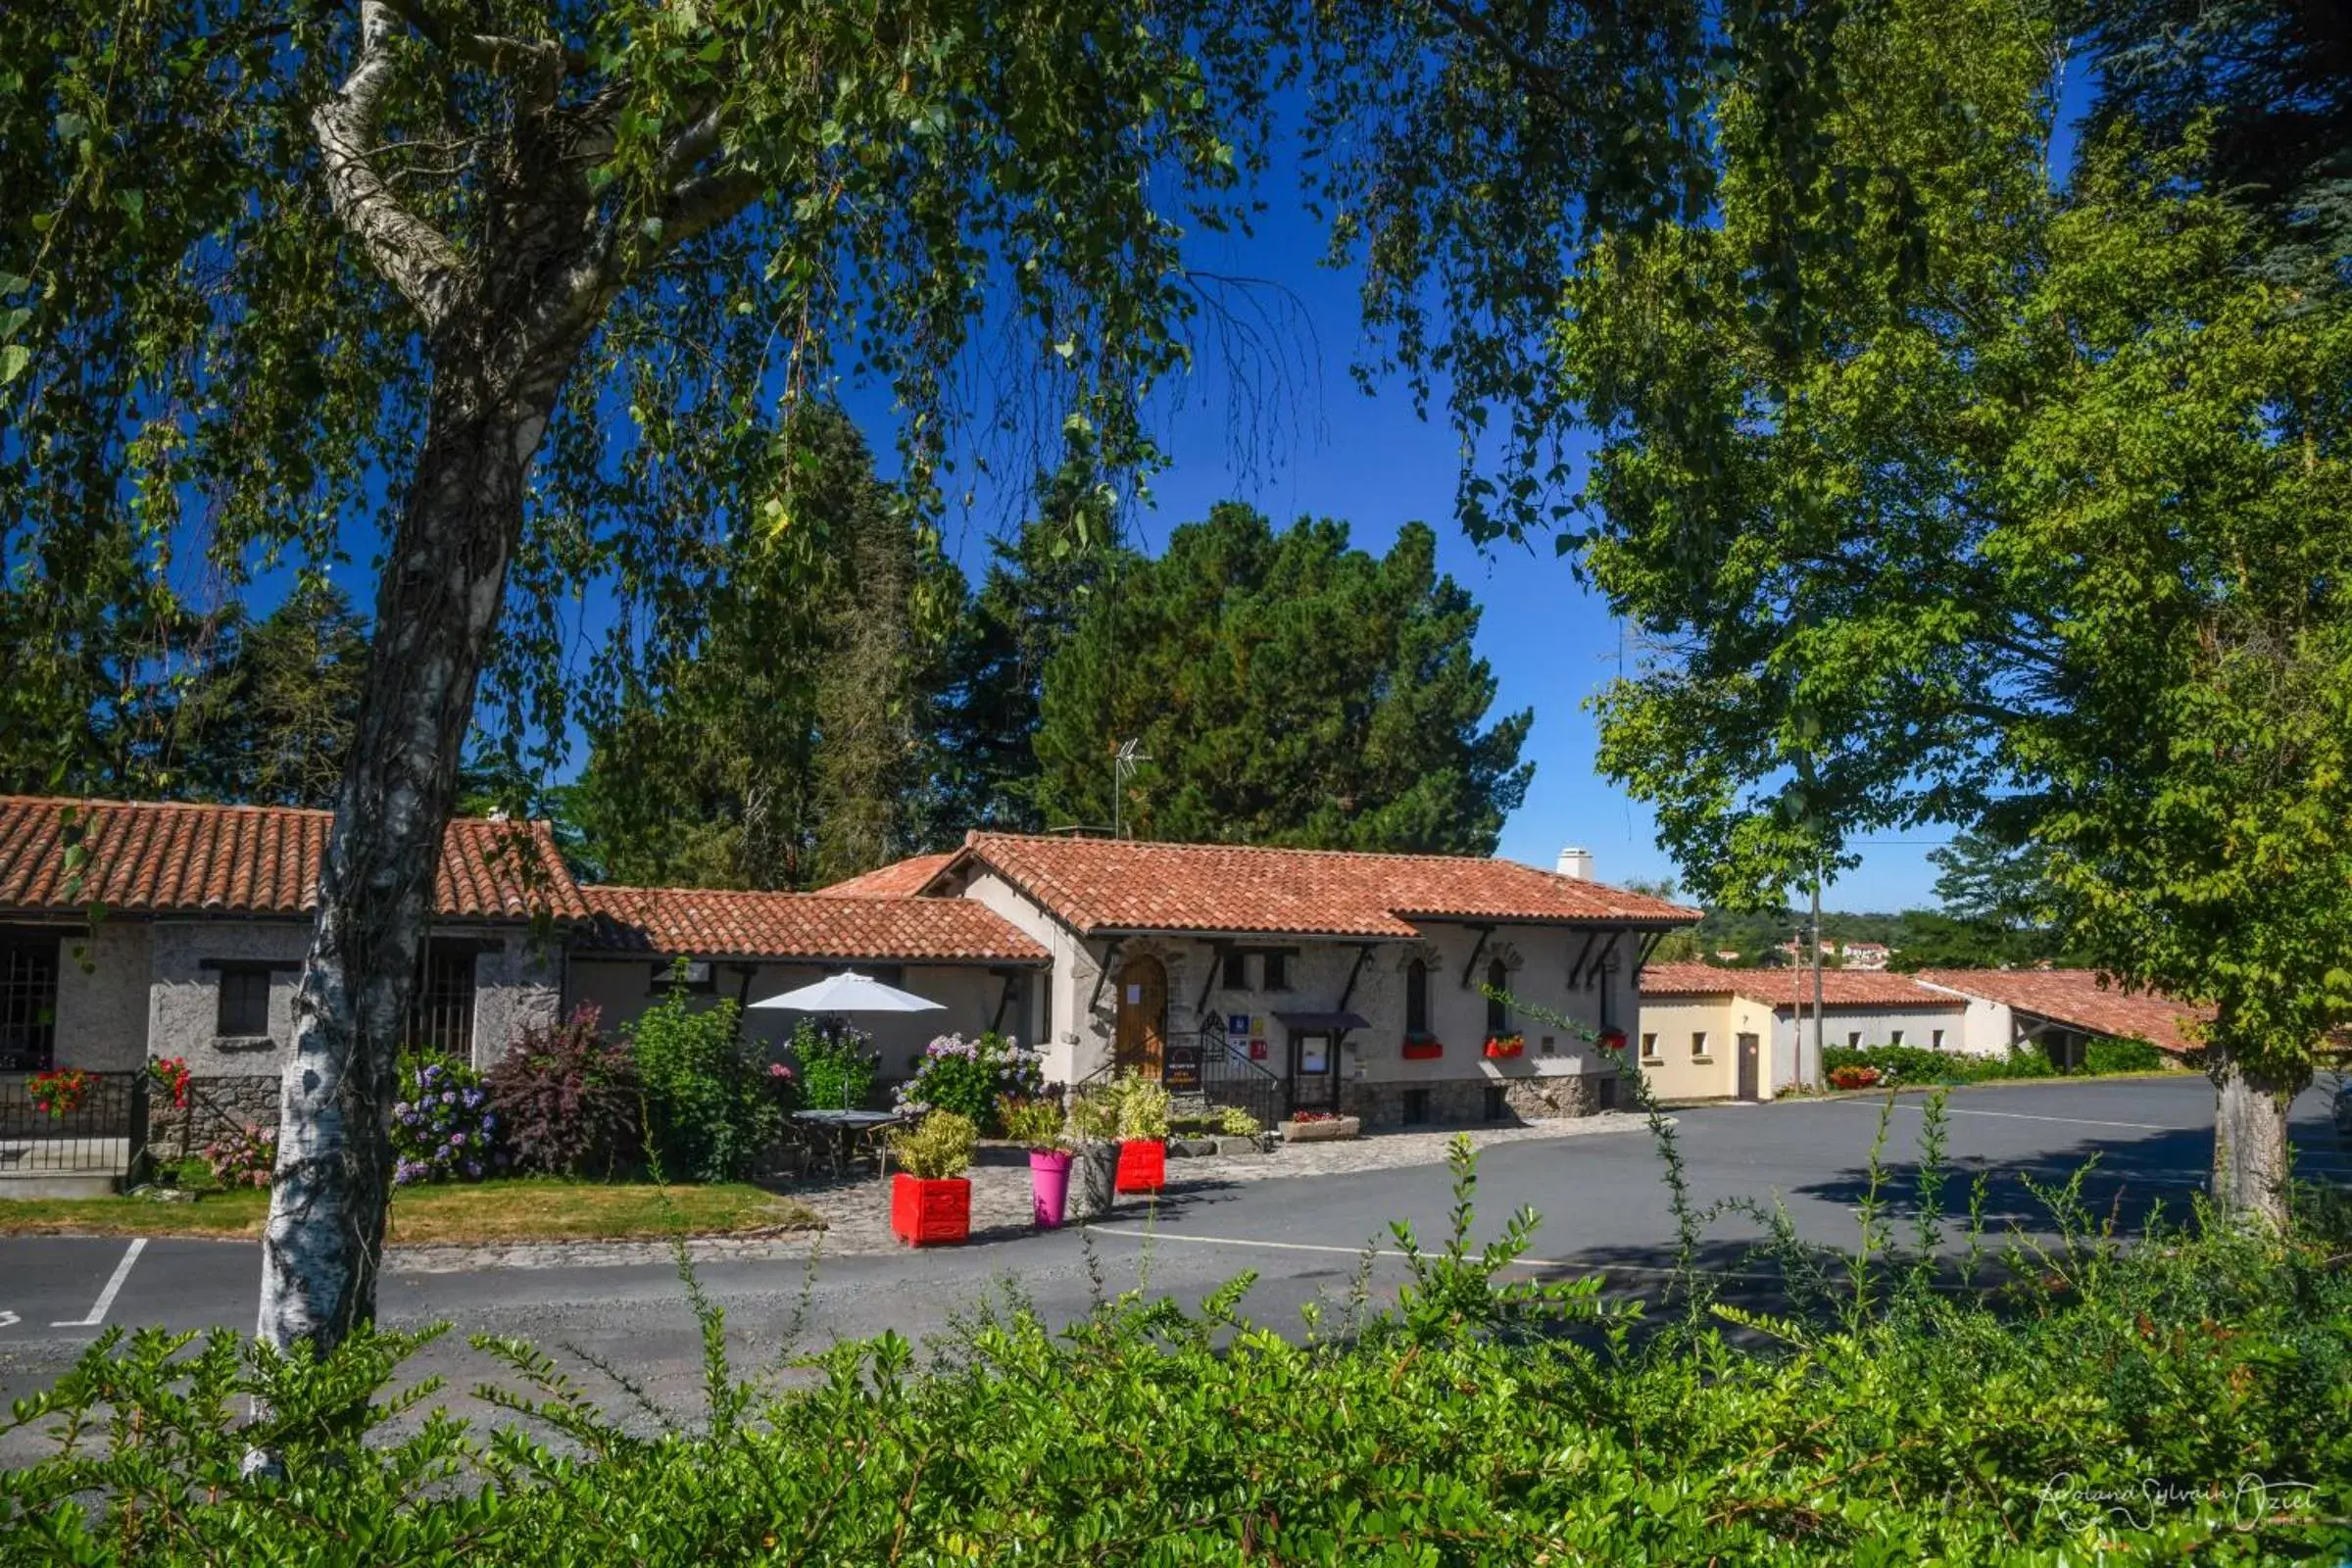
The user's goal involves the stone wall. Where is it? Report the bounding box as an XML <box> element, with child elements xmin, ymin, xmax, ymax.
<box><xmin>145</xmin><ymin>1073</ymin><xmax>280</xmax><ymax>1166</ymax></box>
<box><xmin>1336</xmin><ymin>1066</ymin><xmax>1615</xmax><ymax>1130</ymax></box>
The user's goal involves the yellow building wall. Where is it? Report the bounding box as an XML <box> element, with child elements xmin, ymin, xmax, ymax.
<box><xmin>1631</xmin><ymin>994</ymin><xmax>1779</xmax><ymax>1102</ymax></box>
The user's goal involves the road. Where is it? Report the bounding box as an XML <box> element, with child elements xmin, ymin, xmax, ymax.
<box><xmin>3</xmin><ymin>1076</ymin><xmax>2343</xmax><ymax>1455</ymax></box>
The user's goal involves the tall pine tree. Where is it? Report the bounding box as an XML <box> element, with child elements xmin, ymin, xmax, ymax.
<box><xmin>1033</xmin><ymin>504</ymin><xmax>1531</xmax><ymax>854</ymax></box>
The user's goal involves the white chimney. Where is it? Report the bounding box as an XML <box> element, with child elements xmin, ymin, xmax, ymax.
<box><xmin>1555</xmin><ymin>846</ymin><xmax>1594</xmax><ymax>881</ymax></box>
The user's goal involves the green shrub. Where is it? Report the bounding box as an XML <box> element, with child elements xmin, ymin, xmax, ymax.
<box><xmin>1213</xmin><ymin>1103</ymin><xmax>1260</xmax><ymax>1138</ymax></box>
<box><xmin>624</xmin><ymin>982</ymin><xmax>778</xmax><ymax>1183</ymax></box>
<box><xmin>1067</xmin><ymin>1084</ymin><xmax>1121</xmax><ymax>1144</ymax></box>
<box><xmin>2083</xmin><ymin>1035</ymin><xmax>2165</xmax><ymax>1073</ymax></box>
<box><xmin>888</xmin><ymin>1110</ymin><xmax>977</xmax><ymax>1180</ymax></box>
<box><xmin>790</xmin><ymin>1016</ymin><xmax>878</xmax><ymax>1111</ymax></box>
<box><xmin>7</xmin><ymin>1131</ymin><xmax>2348</xmax><ymax>1564</ymax></box>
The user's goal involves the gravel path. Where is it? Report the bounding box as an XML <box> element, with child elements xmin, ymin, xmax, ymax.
<box><xmin>390</xmin><ymin>1112</ymin><xmax>1659</xmax><ymax>1271</ymax></box>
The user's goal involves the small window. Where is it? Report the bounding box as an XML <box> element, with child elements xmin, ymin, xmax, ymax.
<box><xmin>1401</xmin><ymin>1087</ymin><xmax>1431</xmax><ymax>1126</ymax></box>
<box><xmin>1889</xmin><ymin>1029</ymin><xmax>1905</xmax><ymax>1047</ymax></box>
<box><xmin>655</xmin><ymin>958</ymin><xmax>716</xmax><ymax>994</ymax></box>
<box><xmin>1848</xmin><ymin>1030</ymin><xmax>1863</xmax><ymax>1049</ymax></box>
<box><xmin>1932</xmin><ymin>1028</ymin><xmax>1946</xmax><ymax>1050</ymax></box>
<box><xmin>1690</xmin><ymin>1031</ymin><xmax>1708</xmax><ymax>1059</ymax></box>
<box><xmin>216</xmin><ymin>965</ymin><xmax>272</xmax><ymax>1038</ymax></box>
<box><xmin>1640</xmin><ymin>1032</ymin><xmax>1660</xmax><ymax>1059</ymax></box>
<box><xmin>1222</xmin><ymin>950</ymin><xmax>1250</xmax><ymax>990</ymax></box>
<box><xmin>1264</xmin><ymin>951</ymin><xmax>1291</xmax><ymax>991</ymax></box>
<box><xmin>1485</xmin><ymin>958</ymin><xmax>1508</xmax><ymax>1035</ymax></box>
<box><xmin>1404</xmin><ymin>959</ymin><xmax>1430</xmax><ymax>1037</ymax></box>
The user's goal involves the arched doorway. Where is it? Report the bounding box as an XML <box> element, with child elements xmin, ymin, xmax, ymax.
<box><xmin>1114</xmin><ymin>955</ymin><xmax>1167</xmax><ymax>1079</ymax></box>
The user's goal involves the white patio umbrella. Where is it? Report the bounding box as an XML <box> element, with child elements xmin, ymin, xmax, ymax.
<box><xmin>747</xmin><ymin>969</ymin><xmax>946</xmax><ymax>1015</ymax></box>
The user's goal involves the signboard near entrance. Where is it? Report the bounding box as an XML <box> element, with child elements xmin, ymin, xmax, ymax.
<box><xmin>1164</xmin><ymin>1043</ymin><xmax>1202</xmax><ymax>1091</ymax></box>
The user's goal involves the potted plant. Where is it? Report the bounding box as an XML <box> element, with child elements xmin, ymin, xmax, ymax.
<box><xmin>1001</xmin><ymin>1095</ymin><xmax>1074</xmax><ymax>1228</ymax></box>
<box><xmin>1114</xmin><ymin>1074</ymin><xmax>1172</xmax><ymax>1194</ymax></box>
<box><xmin>887</xmin><ymin>1110</ymin><xmax>977</xmax><ymax>1246</ymax></box>
<box><xmin>1062</xmin><ymin>1085</ymin><xmax>1122</xmax><ymax>1222</ymax></box>
<box><xmin>1278</xmin><ymin>1108</ymin><xmax>1362</xmax><ymax>1142</ymax></box>
<box><xmin>1482</xmin><ymin>1033</ymin><xmax>1526</xmax><ymax>1059</ymax></box>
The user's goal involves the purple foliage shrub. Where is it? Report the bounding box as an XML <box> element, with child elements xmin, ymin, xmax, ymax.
<box><xmin>482</xmin><ymin>1004</ymin><xmax>644</xmax><ymax>1179</ymax></box>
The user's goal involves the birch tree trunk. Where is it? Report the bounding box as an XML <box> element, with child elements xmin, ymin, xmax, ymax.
<box><xmin>255</xmin><ymin>373</ymin><xmax>558</xmax><ymax>1350</ymax></box>
<box><xmin>2208</xmin><ymin>1036</ymin><xmax>2297</xmax><ymax>1231</ymax></box>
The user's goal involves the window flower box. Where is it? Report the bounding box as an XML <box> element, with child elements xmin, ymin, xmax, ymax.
<box><xmin>1115</xmin><ymin>1139</ymin><xmax>1166</xmax><ymax>1195</ymax></box>
<box><xmin>28</xmin><ymin>1068</ymin><xmax>93</xmax><ymax>1119</ymax></box>
<box><xmin>1482</xmin><ymin>1034</ymin><xmax>1526</xmax><ymax>1059</ymax></box>
<box><xmin>1401</xmin><ymin>1038</ymin><xmax>1444</xmax><ymax>1060</ymax></box>
<box><xmin>890</xmin><ymin>1172</ymin><xmax>972</xmax><ymax>1246</ymax></box>
<box><xmin>1595</xmin><ymin>1028</ymin><xmax>1629</xmax><ymax>1055</ymax></box>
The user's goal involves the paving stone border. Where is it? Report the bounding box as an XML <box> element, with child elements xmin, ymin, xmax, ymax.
<box><xmin>385</xmin><ymin>1113</ymin><xmax>1661</xmax><ymax>1272</ymax></box>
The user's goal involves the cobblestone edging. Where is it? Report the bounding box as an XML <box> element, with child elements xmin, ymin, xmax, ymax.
<box><xmin>385</xmin><ymin>1112</ymin><xmax>1661</xmax><ymax>1273</ymax></box>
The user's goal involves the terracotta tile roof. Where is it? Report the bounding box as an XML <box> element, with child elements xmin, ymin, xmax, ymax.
<box><xmin>0</xmin><ymin>795</ymin><xmax>585</xmax><ymax>921</ymax></box>
<box><xmin>1913</xmin><ymin>968</ymin><xmax>2211</xmax><ymax>1055</ymax></box>
<box><xmin>946</xmin><ymin>832</ymin><xmax>1697</xmax><ymax>939</ymax></box>
<box><xmin>813</xmin><ymin>852</ymin><xmax>957</xmax><ymax>898</ymax></box>
<box><xmin>573</xmin><ymin>885</ymin><xmax>1048</xmax><ymax>963</ymax></box>
<box><xmin>1640</xmin><ymin>962</ymin><xmax>1967</xmax><ymax>1009</ymax></box>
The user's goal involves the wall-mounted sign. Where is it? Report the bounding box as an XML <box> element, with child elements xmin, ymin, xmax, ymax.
<box><xmin>1229</xmin><ymin>1012</ymin><xmax>1250</xmax><ymax>1035</ymax></box>
<box><xmin>1126</xmin><ymin>984</ymin><xmax>1142</xmax><ymax>1004</ymax></box>
<box><xmin>1299</xmin><ymin>1037</ymin><xmax>1330</xmax><ymax>1074</ymax></box>
<box><xmin>1249</xmin><ymin>1039</ymin><xmax>1268</xmax><ymax>1061</ymax></box>
<box><xmin>1164</xmin><ymin>1044</ymin><xmax>1202</xmax><ymax>1091</ymax></box>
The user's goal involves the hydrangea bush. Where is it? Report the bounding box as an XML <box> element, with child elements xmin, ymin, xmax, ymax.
<box><xmin>202</xmin><ymin>1123</ymin><xmax>276</xmax><ymax>1189</ymax></box>
<box><xmin>893</xmin><ymin>1032</ymin><xmax>1046</xmax><ymax>1132</ymax></box>
<box><xmin>391</xmin><ymin>1055</ymin><xmax>503</xmax><ymax>1187</ymax></box>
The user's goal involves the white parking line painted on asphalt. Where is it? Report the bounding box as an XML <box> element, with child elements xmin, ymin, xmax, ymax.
<box><xmin>0</xmin><ymin>1310</ymin><xmax>18</xmax><ymax>1330</ymax></box>
<box><xmin>1849</xmin><ymin>1102</ymin><xmax>2172</xmax><ymax>1133</ymax></box>
<box><xmin>1085</xmin><ymin>1226</ymin><xmax>1783</xmax><ymax>1281</ymax></box>
<box><xmin>52</xmin><ymin>1238</ymin><xmax>145</xmax><ymax>1330</ymax></box>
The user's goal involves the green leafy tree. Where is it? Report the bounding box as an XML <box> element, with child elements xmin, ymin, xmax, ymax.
<box><xmin>4</xmin><ymin>0</ymin><xmax>1292</xmax><ymax>1353</ymax></box>
<box><xmin>936</xmin><ymin>444</ymin><xmax>1127</xmax><ymax>832</ymax></box>
<box><xmin>570</xmin><ymin>409</ymin><xmax>953</xmax><ymax>889</ymax></box>
<box><xmin>1034</xmin><ymin>504</ymin><xmax>1532</xmax><ymax>854</ymax></box>
<box><xmin>172</xmin><ymin>579</ymin><xmax>371</xmax><ymax>808</ymax></box>
<box><xmin>1561</xmin><ymin>1</ymin><xmax>2352</xmax><ymax>1223</ymax></box>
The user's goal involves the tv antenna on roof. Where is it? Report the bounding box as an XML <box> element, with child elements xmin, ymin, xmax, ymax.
<box><xmin>1111</xmin><ymin>738</ymin><xmax>1152</xmax><ymax>839</ymax></box>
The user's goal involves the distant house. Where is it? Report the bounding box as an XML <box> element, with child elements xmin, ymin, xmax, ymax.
<box><xmin>1637</xmin><ymin>964</ymin><xmax>1972</xmax><ymax>1101</ymax></box>
<box><xmin>1911</xmin><ymin>968</ymin><xmax>2209</xmax><ymax>1068</ymax></box>
<box><xmin>1838</xmin><ymin>941</ymin><xmax>1892</xmax><ymax>971</ymax></box>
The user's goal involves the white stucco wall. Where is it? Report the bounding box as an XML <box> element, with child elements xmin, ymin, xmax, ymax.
<box><xmin>49</xmin><ymin>922</ymin><xmax>153</xmax><ymax>1071</ymax></box>
<box><xmin>956</xmin><ymin>870</ymin><xmax>1092</xmax><ymax>1080</ymax></box>
<box><xmin>1912</xmin><ymin>984</ymin><xmax>2018</xmax><ymax>1057</ymax></box>
<box><xmin>146</xmin><ymin>919</ymin><xmax>312</xmax><ymax>1075</ymax></box>
<box><xmin>567</xmin><ymin>956</ymin><xmax>1026</xmax><ymax>1081</ymax></box>
<box><xmin>1632</xmin><ymin>993</ymin><xmax>1778</xmax><ymax>1101</ymax></box>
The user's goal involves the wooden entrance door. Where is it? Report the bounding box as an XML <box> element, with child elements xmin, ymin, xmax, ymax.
<box><xmin>1736</xmin><ymin>1033</ymin><xmax>1761</xmax><ymax>1101</ymax></box>
<box><xmin>1114</xmin><ymin>955</ymin><xmax>1167</xmax><ymax>1079</ymax></box>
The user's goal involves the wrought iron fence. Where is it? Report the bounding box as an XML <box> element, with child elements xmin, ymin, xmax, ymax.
<box><xmin>1072</xmin><ymin>1028</ymin><xmax>1291</xmax><ymax>1134</ymax></box>
<box><xmin>0</xmin><ymin>1070</ymin><xmax>147</xmax><ymax>1177</ymax></box>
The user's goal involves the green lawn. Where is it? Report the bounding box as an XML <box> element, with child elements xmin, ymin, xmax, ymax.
<box><xmin>0</xmin><ymin>1178</ymin><xmax>824</xmax><ymax>1244</ymax></box>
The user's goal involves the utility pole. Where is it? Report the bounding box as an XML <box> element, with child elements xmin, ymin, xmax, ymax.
<box><xmin>1809</xmin><ymin>862</ymin><xmax>1826</xmax><ymax>1093</ymax></box>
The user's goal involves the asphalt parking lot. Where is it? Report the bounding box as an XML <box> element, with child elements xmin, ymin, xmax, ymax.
<box><xmin>3</xmin><ymin>1074</ymin><xmax>2343</xmax><ymax>1452</ymax></box>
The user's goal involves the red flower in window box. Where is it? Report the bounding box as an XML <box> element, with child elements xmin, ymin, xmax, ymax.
<box><xmin>1401</xmin><ymin>1038</ymin><xmax>1444</xmax><ymax>1060</ymax></box>
<box><xmin>27</xmin><ymin>1068</ymin><xmax>92</xmax><ymax>1119</ymax></box>
<box><xmin>1482</xmin><ymin>1034</ymin><xmax>1526</xmax><ymax>1059</ymax></box>
<box><xmin>890</xmin><ymin>1173</ymin><xmax>971</xmax><ymax>1246</ymax></box>
<box><xmin>1595</xmin><ymin>1028</ymin><xmax>1629</xmax><ymax>1054</ymax></box>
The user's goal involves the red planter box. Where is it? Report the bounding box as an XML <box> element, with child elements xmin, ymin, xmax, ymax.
<box><xmin>1401</xmin><ymin>1040</ymin><xmax>1444</xmax><ymax>1060</ymax></box>
<box><xmin>890</xmin><ymin>1173</ymin><xmax>971</xmax><ymax>1247</ymax></box>
<box><xmin>1115</xmin><ymin>1139</ymin><xmax>1166</xmax><ymax>1194</ymax></box>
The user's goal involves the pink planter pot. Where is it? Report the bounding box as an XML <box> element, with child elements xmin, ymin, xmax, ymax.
<box><xmin>1029</xmin><ymin>1149</ymin><xmax>1074</xmax><ymax>1228</ymax></box>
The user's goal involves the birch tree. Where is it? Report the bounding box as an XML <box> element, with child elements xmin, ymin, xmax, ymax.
<box><xmin>3</xmin><ymin>0</ymin><xmax>1286</xmax><ymax>1353</ymax></box>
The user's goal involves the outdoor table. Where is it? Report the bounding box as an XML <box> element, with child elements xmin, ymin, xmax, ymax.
<box><xmin>792</xmin><ymin>1108</ymin><xmax>904</xmax><ymax>1179</ymax></box>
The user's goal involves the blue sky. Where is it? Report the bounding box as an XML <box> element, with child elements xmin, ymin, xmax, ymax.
<box><xmin>912</xmin><ymin>196</ymin><xmax>1951</xmax><ymax>912</ymax></box>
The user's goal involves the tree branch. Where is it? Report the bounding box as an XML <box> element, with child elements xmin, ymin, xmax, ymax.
<box><xmin>314</xmin><ymin>1</ymin><xmax>467</xmax><ymax>328</ymax></box>
<box><xmin>371</xmin><ymin>0</ymin><xmax>590</xmax><ymax>77</ymax></box>
<box><xmin>662</xmin><ymin>170</ymin><xmax>766</xmax><ymax>250</ymax></box>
